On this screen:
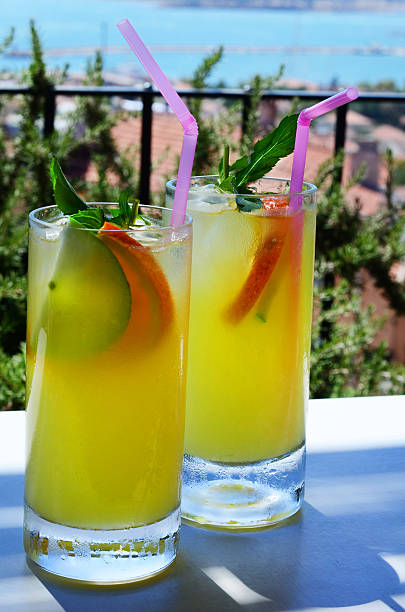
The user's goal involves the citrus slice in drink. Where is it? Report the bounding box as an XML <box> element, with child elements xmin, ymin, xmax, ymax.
<box><xmin>34</xmin><ymin>217</ymin><xmax>131</xmax><ymax>359</ymax></box>
<box><xmin>225</xmin><ymin>196</ymin><xmax>290</xmax><ymax>324</ymax></box>
<box><xmin>98</xmin><ymin>222</ymin><xmax>174</xmax><ymax>351</ymax></box>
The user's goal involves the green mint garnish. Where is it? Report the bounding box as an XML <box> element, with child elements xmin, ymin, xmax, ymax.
<box><xmin>217</xmin><ymin>114</ymin><xmax>298</xmax><ymax>201</ymax></box>
<box><xmin>70</xmin><ymin>208</ymin><xmax>105</xmax><ymax>229</ymax></box>
<box><xmin>50</xmin><ymin>157</ymin><xmax>149</xmax><ymax>230</ymax></box>
<box><xmin>111</xmin><ymin>187</ymin><xmax>151</xmax><ymax>228</ymax></box>
<box><xmin>50</xmin><ymin>157</ymin><xmax>87</xmax><ymax>215</ymax></box>
<box><xmin>117</xmin><ymin>187</ymin><xmax>138</xmax><ymax>227</ymax></box>
<box><xmin>118</xmin><ymin>187</ymin><xmax>133</xmax><ymax>227</ymax></box>
<box><xmin>218</xmin><ymin>144</ymin><xmax>230</xmax><ymax>183</ymax></box>
<box><xmin>235</xmin><ymin>194</ymin><xmax>262</xmax><ymax>213</ymax></box>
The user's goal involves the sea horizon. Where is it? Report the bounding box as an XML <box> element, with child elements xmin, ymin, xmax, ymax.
<box><xmin>1</xmin><ymin>0</ymin><xmax>405</xmax><ymax>88</ymax></box>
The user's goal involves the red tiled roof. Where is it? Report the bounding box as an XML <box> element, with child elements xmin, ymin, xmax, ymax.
<box><xmin>111</xmin><ymin>113</ymin><xmax>183</xmax><ymax>193</ymax></box>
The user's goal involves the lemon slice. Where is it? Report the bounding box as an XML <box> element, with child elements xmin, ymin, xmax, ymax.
<box><xmin>35</xmin><ymin>217</ymin><xmax>131</xmax><ymax>360</ymax></box>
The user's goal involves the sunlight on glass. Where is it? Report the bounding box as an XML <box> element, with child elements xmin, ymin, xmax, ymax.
<box><xmin>0</xmin><ymin>413</ymin><xmax>25</xmax><ymax>475</ymax></box>
<box><xmin>0</xmin><ymin>506</ymin><xmax>23</xmax><ymax>529</ymax></box>
<box><xmin>0</xmin><ymin>575</ymin><xmax>62</xmax><ymax>609</ymax></box>
<box><xmin>202</xmin><ymin>566</ymin><xmax>270</xmax><ymax>605</ymax></box>
<box><xmin>309</xmin><ymin>473</ymin><xmax>405</xmax><ymax>516</ymax></box>
<box><xmin>391</xmin><ymin>594</ymin><xmax>405</xmax><ymax>609</ymax></box>
<box><xmin>380</xmin><ymin>553</ymin><xmax>405</xmax><ymax>584</ymax></box>
<box><xmin>290</xmin><ymin>602</ymin><xmax>392</xmax><ymax>611</ymax></box>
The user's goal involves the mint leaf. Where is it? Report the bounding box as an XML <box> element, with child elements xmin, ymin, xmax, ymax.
<box><xmin>137</xmin><ymin>214</ymin><xmax>152</xmax><ymax>226</ymax></box>
<box><xmin>235</xmin><ymin>194</ymin><xmax>262</xmax><ymax>212</ymax></box>
<box><xmin>218</xmin><ymin>144</ymin><xmax>230</xmax><ymax>183</ymax></box>
<box><xmin>70</xmin><ymin>208</ymin><xmax>105</xmax><ymax>230</ymax></box>
<box><xmin>118</xmin><ymin>187</ymin><xmax>132</xmax><ymax>227</ymax></box>
<box><xmin>129</xmin><ymin>197</ymin><xmax>140</xmax><ymax>227</ymax></box>
<box><xmin>217</xmin><ymin>114</ymin><xmax>298</xmax><ymax>194</ymax></box>
<box><xmin>111</xmin><ymin>190</ymin><xmax>151</xmax><ymax>228</ymax></box>
<box><xmin>218</xmin><ymin>151</ymin><xmax>248</xmax><ymax>189</ymax></box>
<box><xmin>229</xmin><ymin>155</ymin><xmax>249</xmax><ymax>174</ymax></box>
<box><xmin>50</xmin><ymin>157</ymin><xmax>87</xmax><ymax>214</ymax></box>
<box><xmin>217</xmin><ymin>176</ymin><xmax>236</xmax><ymax>194</ymax></box>
<box><xmin>234</xmin><ymin>114</ymin><xmax>298</xmax><ymax>190</ymax></box>
<box><xmin>218</xmin><ymin>157</ymin><xmax>225</xmax><ymax>183</ymax></box>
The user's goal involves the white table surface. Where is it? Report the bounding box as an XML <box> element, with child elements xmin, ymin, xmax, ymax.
<box><xmin>1</xmin><ymin>396</ymin><xmax>405</xmax><ymax>611</ymax></box>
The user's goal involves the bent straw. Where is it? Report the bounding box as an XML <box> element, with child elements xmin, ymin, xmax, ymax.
<box><xmin>289</xmin><ymin>87</ymin><xmax>359</xmax><ymax>210</ymax></box>
<box><xmin>117</xmin><ymin>18</ymin><xmax>198</xmax><ymax>226</ymax></box>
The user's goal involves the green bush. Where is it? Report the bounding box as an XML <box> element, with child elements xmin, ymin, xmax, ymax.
<box><xmin>311</xmin><ymin>152</ymin><xmax>405</xmax><ymax>396</ymax></box>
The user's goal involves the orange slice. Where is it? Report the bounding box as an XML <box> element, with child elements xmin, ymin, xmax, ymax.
<box><xmin>225</xmin><ymin>196</ymin><xmax>290</xmax><ymax>325</ymax></box>
<box><xmin>99</xmin><ymin>222</ymin><xmax>174</xmax><ymax>349</ymax></box>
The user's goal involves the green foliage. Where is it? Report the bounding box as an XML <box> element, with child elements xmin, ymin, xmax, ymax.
<box><xmin>239</xmin><ymin>66</ymin><xmax>284</xmax><ymax>156</ymax></box>
<box><xmin>387</xmin><ymin>152</ymin><xmax>405</xmax><ymax>189</ymax></box>
<box><xmin>314</xmin><ymin>152</ymin><xmax>405</xmax><ymax>313</ymax></box>
<box><xmin>0</xmin><ymin>344</ymin><xmax>26</xmax><ymax>411</ymax></box>
<box><xmin>310</xmin><ymin>151</ymin><xmax>405</xmax><ymax>397</ymax></box>
<box><xmin>0</xmin><ymin>28</ymin><xmax>14</xmax><ymax>54</ymax></box>
<box><xmin>187</xmin><ymin>47</ymin><xmax>240</xmax><ymax>175</ymax></box>
<box><xmin>72</xmin><ymin>51</ymin><xmax>139</xmax><ymax>202</ymax></box>
<box><xmin>187</xmin><ymin>52</ymin><xmax>285</xmax><ymax>178</ymax></box>
<box><xmin>311</xmin><ymin>282</ymin><xmax>405</xmax><ymax>397</ymax></box>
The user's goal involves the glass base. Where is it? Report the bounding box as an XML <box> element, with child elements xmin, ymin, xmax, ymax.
<box><xmin>24</xmin><ymin>504</ymin><xmax>180</xmax><ymax>584</ymax></box>
<box><xmin>181</xmin><ymin>444</ymin><xmax>305</xmax><ymax>529</ymax></box>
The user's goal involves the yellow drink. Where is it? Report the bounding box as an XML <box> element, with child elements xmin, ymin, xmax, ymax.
<box><xmin>167</xmin><ymin>176</ymin><xmax>316</xmax><ymax>528</ymax></box>
<box><xmin>24</xmin><ymin>204</ymin><xmax>192</xmax><ymax>581</ymax></box>
<box><xmin>185</xmin><ymin>205</ymin><xmax>315</xmax><ymax>463</ymax></box>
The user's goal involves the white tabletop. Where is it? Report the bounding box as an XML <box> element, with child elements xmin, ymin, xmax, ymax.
<box><xmin>1</xmin><ymin>396</ymin><xmax>405</xmax><ymax>611</ymax></box>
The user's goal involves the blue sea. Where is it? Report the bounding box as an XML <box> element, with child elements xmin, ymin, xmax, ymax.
<box><xmin>1</xmin><ymin>0</ymin><xmax>405</xmax><ymax>87</ymax></box>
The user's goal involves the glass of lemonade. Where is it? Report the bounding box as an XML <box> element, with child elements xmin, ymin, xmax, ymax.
<box><xmin>24</xmin><ymin>204</ymin><xmax>192</xmax><ymax>582</ymax></box>
<box><xmin>167</xmin><ymin>176</ymin><xmax>317</xmax><ymax>529</ymax></box>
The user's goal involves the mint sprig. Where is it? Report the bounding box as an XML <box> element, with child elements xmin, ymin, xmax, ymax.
<box><xmin>112</xmin><ymin>189</ymin><xmax>152</xmax><ymax>227</ymax></box>
<box><xmin>50</xmin><ymin>157</ymin><xmax>149</xmax><ymax>229</ymax></box>
<box><xmin>111</xmin><ymin>188</ymin><xmax>150</xmax><ymax>228</ymax></box>
<box><xmin>50</xmin><ymin>157</ymin><xmax>88</xmax><ymax>215</ymax></box>
<box><xmin>235</xmin><ymin>195</ymin><xmax>262</xmax><ymax>213</ymax></box>
<box><xmin>70</xmin><ymin>208</ymin><xmax>105</xmax><ymax>229</ymax></box>
<box><xmin>217</xmin><ymin>114</ymin><xmax>298</xmax><ymax>197</ymax></box>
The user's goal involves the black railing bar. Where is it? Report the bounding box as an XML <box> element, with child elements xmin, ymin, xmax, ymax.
<box><xmin>51</xmin><ymin>88</ymin><xmax>405</xmax><ymax>103</ymax></box>
<box><xmin>0</xmin><ymin>85</ymin><xmax>31</xmax><ymax>94</ymax></box>
<box><xmin>139</xmin><ymin>83</ymin><xmax>153</xmax><ymax>205</ymax></box>
<box><xmin>47</xmin><ymin>86</ymin><xmax>405</xmax><ymax>102</ymax></box>
<box><xmin>2</xmin><ymin>84</ymin><xmax>405</xmax><ymax>103</ymax></box>
<box><xmin>43</xmin><ymin>85</ymin><xmax>56</xmax><ymax>138</ymax></box>
<box><xmin>172</xmin><ymin>89</ymin><xmax>405</xmax><ymax>102</ymax></box>
<box><xmin>334</xmin><ymin>105</ymin><xmax>348</xmax><ymax>183</ymax></box>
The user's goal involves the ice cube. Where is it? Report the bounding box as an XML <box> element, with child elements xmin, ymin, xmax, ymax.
<box><xmin>187</xmin><ymin>184</ymin><xmax>236</xmax><ymax>213</ymax></box>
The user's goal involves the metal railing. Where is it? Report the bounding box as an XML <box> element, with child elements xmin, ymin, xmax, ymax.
<box><xmin>0</xmin><ymin>83</ymin><xmax>403</xmax><ymax>203</ymax></box>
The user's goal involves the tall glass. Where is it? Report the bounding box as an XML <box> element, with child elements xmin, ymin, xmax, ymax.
<box><xmin>24</xmin><ymin>204</ymin><xmax>192</xmax><ymax>582</ymax></box>
<box><xmin>167</xmin><ymin>177</ymin><xmax>317</xmax><ymax>529</ymax></box>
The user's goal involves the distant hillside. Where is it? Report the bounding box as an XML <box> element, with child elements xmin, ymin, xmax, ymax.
<box><xmin>157</xmin><ymin>0</ymin><xmax>405</xmax><ymax>10</ymax></box>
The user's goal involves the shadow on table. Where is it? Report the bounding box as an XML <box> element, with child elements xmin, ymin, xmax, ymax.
<box><xmin>1</xmin><ymin>445</ymin><xmax>405</xmax><ymax>611</ymax></box>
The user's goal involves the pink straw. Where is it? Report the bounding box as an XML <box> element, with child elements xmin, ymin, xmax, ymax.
<box><xmin>289</xmin><ymin>87</ymin><xmax>359</xmax><ymax>209</ymax></box>
<box><xmin>117</xmin><ymin>18</ymin><xmax>198</xmax><ymax>226</ymax></box>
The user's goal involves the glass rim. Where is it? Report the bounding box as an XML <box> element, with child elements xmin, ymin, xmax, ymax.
<box><xmin>29</xmin><ymin>203</ymin><xmax>193</xmax><ymax>232</ymax></box>
<box><xmin>166</xmin><ymin>175</ymin><xmax>317</xmax><ymax>198</ymax></box>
